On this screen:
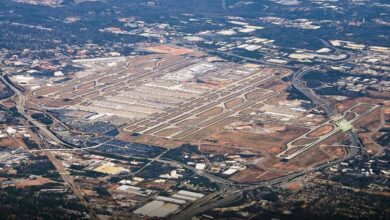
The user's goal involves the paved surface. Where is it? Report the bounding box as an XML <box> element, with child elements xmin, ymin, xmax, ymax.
<box><xmin>170</xmin><ymin>48</ymin><xmax>364</xmax><ymax>219</ymax></box>
<box><xmin>1</xmin><ymin>74</ymin><xmax>99</xmax><ymax>219</ymax></box>
<box><xmin>1</xmin><ymin>41</ymin><xmax>366</xmax><ymax>219</ymax></box>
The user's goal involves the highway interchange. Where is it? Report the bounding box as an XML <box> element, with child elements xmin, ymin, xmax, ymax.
<box><xmin>0</xmin><ymin>74</ymin><xmax>99</xmax><ymax>219</ymax></box>
<box><xmin>167</xmin><ymin>47</ymin><xmax>367</xmax><ymax>219</ymax></box>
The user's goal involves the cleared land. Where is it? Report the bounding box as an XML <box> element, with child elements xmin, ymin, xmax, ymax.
<box><xmin>307</xmin><ymin>124</ymin><xmax>334</xmax><ymax>137</ymax></box>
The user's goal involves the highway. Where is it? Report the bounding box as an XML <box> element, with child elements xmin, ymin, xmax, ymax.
<box><xmin>0</xmin><ymin>74</ymin><xmax>99</xmax><ymax>219</ymax></box>
<box><xmin>171</xmin><ymin>47</ymin><xmax>364</xmax><ymax>219</ymax></box>
<box><xmin>1</xmin><ymin>41</ymin><xmax>364</xmax><ymax>219</ymax></box>
<box><xmin>290</xmin><ymin>64</ymin><xmax>362</xmax><ymax>156</ymax></box>
<box><xmin>0</xmin><ymin>76</ymin><xmax>74</xmax><ymax>148</ymax></box>
<box><xmin>291</xmin><ymin>64</ymin><xmax>335</xmax><ymax>115</ymax></box>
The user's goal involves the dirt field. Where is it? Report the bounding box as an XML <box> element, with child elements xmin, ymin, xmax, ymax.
<box><xmin>144</xmin><ymin>180</ymin><xmax>176</xmax><ymax>191</ymax></box>
<box><xmin>351</xmin><ymin>104</ymin><xmax>371</xmax><ymax>114</ymax></box>
<box><xmin>290</xmin><ymin>145</ymin><xmax>330</xmax><ymax>166</ymax></box>
<box><xmin>321</xmin><ymin>145</ymin><xmax>347</xmax><ymax>158</ymax></box>
<box><xmin>353</xmin><ymin>108</ymin><xmax>384</xmax><ymax>155</ymax></box>
<box><xmin>354</xmin><ymin>108</ymin><xmax>382</xmax><ymax>131</ymax></box>
<box><xmin>15</xmin><ymin>177</ymin><xmax>55</xmax><ymax>188</ymax></box>
<box><xmin>196</xmin><ymin>107</ymin><xmax>223</xmax><ymax>118</ymax></box>
<box><xmin>229</xmin><ymin>167</ymin><xmax>267</xmax><ymax>182</ymax></box>
<box><xmin>245</xmin><ymin>89</ymin><xmax>266</xmax><ymax>100</ymax></box>
<box><xmin>0</xmin><ymin>137</ymin><xmax>27</xmax><ymax>149</ymax></box>
<box><xmin>98</xmin><ymin>76</ymin><xmax>115</xmax><ymax>84</ymax></box>
<box><xmin>146</xmin><ymin>45</ymin><xmax>194</xmax><ymax>55</ymax></box>
<box><xmin>384</xmin><ymin>106</ymin><xmax>390</xmax><ymax>115</ymax></box>
<box><xmin>344</xmin><ymin>112</ymin><xmax>356</xmax><ymax>120</ymax></box>
<box><xmin>198</xmin><ymin>123</ymin><xmax>308</xmax><ymax>156</ymax></box>
<box><xmin>1</xmin><ymin>99</ymin><xmax>16</xmax><ymax>108</ymax></box>
<box><xmin>264</xmin><ymin>93</ymin><xmax>287</xmax><ymax>105</ymax></box>
<box><xmin>226</xmin><ymin>130</ymin><xmax>350</xmax><ymax>183</ymax></box>
<box><xmin>253</xmin><ymin>171</ymin><xmax>286</xmax><ymax>181</ymax></box>
<box><xmin>199</xmin><ymin>143</ymin><xmax>244</xmax><ymax>155</ymax></box>
<box><xmin>291</xmin><ymin>137</ymin><xmax>318</xmax><ymax>146</ymax></box>
<box><xmin>284</xmin><ymin>181</ymin><xmax>303</xmax><ymax>191</ymax></box>
<box><xmin>337</xmin><ymin>102</ymin><xmax>356</xmax><ymax>113</ymax></box>
<box><xmin>78</xmin><ymin>81</ymin><xmax>96</xmax><ymax>90</ymax></box>
<box><xmin>307</xmin><ymin>124</ymin><xmax>334</xmax><ymax>137</ymax></box>
<box><xmin>225</xmin><ymin>98</ymin><xmax>244</xmax><ymax>109</ymax></box>
<box><xmin>337</xmin><ymin>97</ymin><xmax>389</xmax><ymax>112</ymax></box>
